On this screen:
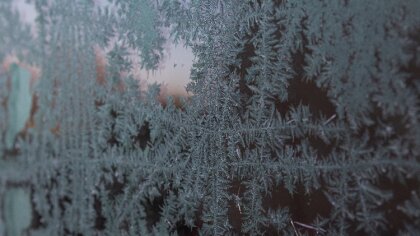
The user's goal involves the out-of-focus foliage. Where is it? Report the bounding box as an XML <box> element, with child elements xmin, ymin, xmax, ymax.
<box><xmin>0</xmin><ymin>0</ymin><xmax>419</xmax><ymax>235</ymax></box>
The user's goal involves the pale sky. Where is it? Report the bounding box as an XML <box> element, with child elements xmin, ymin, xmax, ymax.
<box><xmin>11</xmin><ymin>0</ymin><xmax>193</xmax><ymax>96</ymax></box>
<box><xmin>133</xmin><ymin>43</ymin><xmax>194</xmax><ymax>96</ymax></box>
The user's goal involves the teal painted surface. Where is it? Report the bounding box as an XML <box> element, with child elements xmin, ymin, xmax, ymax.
<box><xmin>5</xmin><ymin>64</ymin><xmax>32</xmax><ymax>149</ymax></box>
<box><xmin>3</xmin><ymin>188</ymin><xmax>32</xmax><ymax>236</ymax></box>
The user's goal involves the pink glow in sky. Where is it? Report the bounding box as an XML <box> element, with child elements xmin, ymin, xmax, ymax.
<box><xmin>11</xmin><ymin>0</ymin><xmax>194</xmax><ymax>97</ymax></box>
<box><xmin>133</xmin><ymin>44</ymin><xmax>194</xmax><ymax>96</ymax></box>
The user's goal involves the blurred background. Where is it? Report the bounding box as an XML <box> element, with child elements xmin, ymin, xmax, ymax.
<box><xmin>7</xmin><ymin>0</ymin><xmax>193</xmax><ymax>98</ymax></box>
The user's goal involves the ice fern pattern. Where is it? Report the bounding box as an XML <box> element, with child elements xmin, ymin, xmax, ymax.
<box><xmin>0</xmin><ymin>0</ymin><xmax>419</xmax><ymax>235</ymax></box>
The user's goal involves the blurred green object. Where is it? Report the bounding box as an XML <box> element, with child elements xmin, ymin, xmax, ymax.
<box><xmin>5</xmin><ymin>63</ymin><xmax>32</xmax><ymax>149</ymax></box>
<box><xmin>3</xmin><ymin>188</ymin><xmax>32</xmax><ymax>236</ymax></box>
